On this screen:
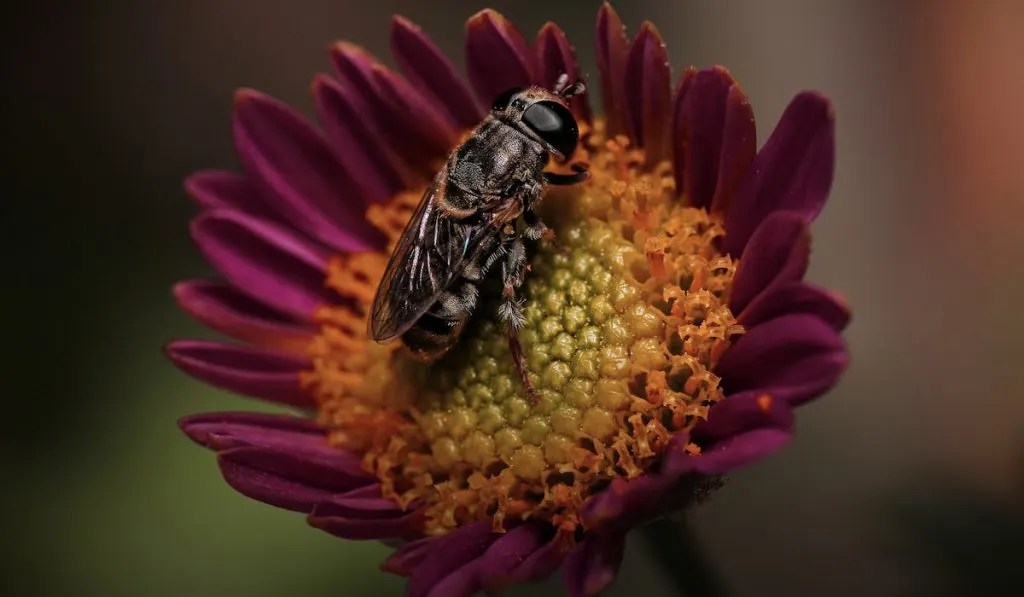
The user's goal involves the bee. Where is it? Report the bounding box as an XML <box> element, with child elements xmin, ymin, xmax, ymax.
<box><xmin>369</xmin><ymin>74</ymin><xmax>590</xmax><ymax>404</ymax></box>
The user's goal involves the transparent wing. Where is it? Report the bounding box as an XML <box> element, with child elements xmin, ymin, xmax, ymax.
<box><xmin>369</xmin><ymin>170</ymin><xmax>471</xmax><ymax>341</ymax></box>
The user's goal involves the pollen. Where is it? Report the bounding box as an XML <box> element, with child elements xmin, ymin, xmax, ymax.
<box><xmin>302</xmin><ymin>120</ymin><xmax>745</xmax><ymax>539</ymax></box>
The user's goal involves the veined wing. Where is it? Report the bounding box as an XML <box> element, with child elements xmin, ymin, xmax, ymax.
<box><xmin>369</xmin><ymin>169</ymin><xmax>472</xmax><ymax>341</ymax></box>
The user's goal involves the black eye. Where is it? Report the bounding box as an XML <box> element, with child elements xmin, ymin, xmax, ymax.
<box><xmin>522</xmin><ymin>100</ymin><xmax>579</xmax><ymax>158</ymax></box>
<box><xmin>492</xmin><ymin>87</ymin><xmax>523</xmax><ymax>111</ymax></box>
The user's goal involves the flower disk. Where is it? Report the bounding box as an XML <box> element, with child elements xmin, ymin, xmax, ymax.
<box><xmin>304</xmin><ymin>123</ymin><xmax>743</xmax><ymax>538</ymax></box>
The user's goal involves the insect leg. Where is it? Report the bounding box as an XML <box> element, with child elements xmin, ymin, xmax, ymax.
<box><xmin>543</xmin><ymin>162</ymin><xmax>590</xmax><ymax>186</ymax></box>
<box><xmin>496</xmin><ymin>235</ymin><xmax>540</xmax><ymax>404</ymax></box>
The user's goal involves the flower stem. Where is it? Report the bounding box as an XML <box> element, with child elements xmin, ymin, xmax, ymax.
<box><xmin>641</xmin><ymin>517</ymin><xmax>727</xmax><ymax>597</ymax></box>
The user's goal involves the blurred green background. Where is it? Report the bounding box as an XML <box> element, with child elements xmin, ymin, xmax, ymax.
<box><xmin>6</xmin><ymin>0</ymin><xmax>1024</xmax><ymax>595</ymax></box>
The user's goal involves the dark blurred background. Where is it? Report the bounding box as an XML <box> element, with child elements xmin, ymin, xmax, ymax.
<box><xmin>5</xmin><ymin>0</ymin><xmax>1024</xmax><ymax>595</ymax></box>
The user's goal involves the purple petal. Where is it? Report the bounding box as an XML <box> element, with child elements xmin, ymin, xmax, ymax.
<box><xmin>216</xmin><ymin>444</ymin><xmax>373</xmax><ymax>512</ymax></box>
<box><xmin>308</xmin><ymin>504</ymin><xmax>424</xmax><ymax>541</ymax></box>
<box><xmin>504</xmin><ymin>527</ymin><xmax>571</xmax><ymax>586</ymax></box>
<box><xmin>184</xmin><ymin>171</ymin><xmax>277</xmax><ymax>221</ymax></box>
<box><xmin>595</xmin><ymin>2</ymin><xmax>630</xmax><ymax>137</ymax></box>
<box><xmin>390</xmin><ymin>16</ymin><xmax>483</xmax><ymax>129</ymax></box>
<box><xmin>723</xmin><ymin>91</ymin><xmax>836</xmax><ymax>256</ymax></box>
<box><xmin>536</xmin><ymin>22</ymin><xmax>592</xmax><ymax>123</ymax></box>
<box><xmin>670</xmin><ymin>428</ymin><xmax>792</xmax><ymax>476</ymax></box>
<box><xmin>179</xmin><ymin>411</ymin><xmax>327</xmax><ymax>451</ymax></box>
<box><xmin>561</xmin><ymin>532</ymin><xmax>626</xmax><ymax>597</ymax></box>
<box><xmin>711</xmin><ymin>84</ymin><xmax>757</xmax><ymax>215</ymax></box>
<box><xmin>693</xmin><ymin>391</ymin><xmax>795</xmax><ymax>444</ymax></box>
<box><xmin>329</xmin><ymin>43</ymin><xmax>436</xmax><ymax>178</ymax></box>
<box><xmin>407</xmin><ymin>522</ymin><xmax>500</xmax><ymax>597</ymax></box>
<box><xmin>312</xmin><ymin>74</ymin><xmax>408</xmax><ymax>204</ymax></box>
<box><xmin>173</xmin><ymin>279</ymin><xmax>314</xmax><ymax>354</ymax></box>
<box><xmin>233</xmin><ymin>89</ymin><xmax>383</xmax><ymax>251</ymax></box>
<box><xmin>371</xmin><ymin>65</ymin><xmax>458</xmax><ymax>173</ymax></box>
<box><xmin>166</xmin><ymin>340</ymin><xmax>314</xmax><ymax>409</ymax></box>
<box><xmin>624</xmin><ymin>22</ymin><xmax>672</xmax><ymax>167</ymax></box>
<box><xmin>581</xmin><ymin>474</ymin><xmax>675</xmax><ymax>532</ymax></box>
<box><xmin>670</xmin><ymin>67</ymin><xmax>697</xmax><ymax>199</ymax></box>
<box><xmin>739</xmin><ymin>282</ymin><xmax>852</xmax><ymax>332</ymax></box>
<box><xmin>679</xmin><ymin>67</ymin><xmax>756</xmax><ymax>211</ymax></box>
<box><xmin>465</xmin><ymin>9</ymin><xmax>537</xmax><ymax>108</ymax></box>
<box><xmin>190</xmin><ymin>209</ymin><xmax>334</xmax><ymax>319</ymax></box>
<box><xmin>716</xmin><ymin>313</ymin><xmax>849</xmax><ymax>406</ymax></box>
<box><xmin>729</xmin><ymin>211</ymin><xmax>811</xmax><ymax>314</ymax></box>
<box><xmin>383</xmin><ymin>536</ymin><xmax>438</xmax><ymax>576</ymax></box>
<box><xmin>476</xmin><ymin>523</ymin><xmax>562</xmax><ymax>591</ymax></box>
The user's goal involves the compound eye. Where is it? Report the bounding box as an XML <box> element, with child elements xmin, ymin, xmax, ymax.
<box><xmin>522</xmin><ymin>100</ymin><xmax>579</xmax><ymax>158</ymax></box>
<box><xmin>492</xmin><ymin>87</ymin><xmax>523</xmax><ymax>111</ymax></box>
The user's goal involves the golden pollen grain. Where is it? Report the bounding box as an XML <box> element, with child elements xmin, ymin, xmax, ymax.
<box><xmin>302</xmin><ymin>120</ymin><xmax>745</xmax><ymax>537</ymax></box>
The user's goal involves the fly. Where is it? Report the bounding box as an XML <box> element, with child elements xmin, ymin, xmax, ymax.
<box><xmin>368</xmin><ymin>74</ymin><xmax>590</xmax><ymax>404</ymax></box>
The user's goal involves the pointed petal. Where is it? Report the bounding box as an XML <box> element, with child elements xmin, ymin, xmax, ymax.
<box><xmin>671</xmin><ymin>67</ymin><xmax>697</xmax><ymax>199</ymax></box>
<box><xmin>179</xmin><ymin>411</ymin><xmax>326</xmax><ymax>451</ymax></box>
<box><xmin>216</xmin><ymin>444</ymin><xmax>374</xmax><ymax>512</ymax></box>
<box><xmin>465</xmin><ymin>9</ymin><xmax>537</xmax><ymax>108</ymax></box>
<box><xmin>667</xmin><ymin>427</ymin><xmax>792</xmax><ymax>475</ymax></box>
<box><xmin>329</xmin><ymin>43</ymin><xmax>435</xmax><ymax>179</ymax></box>
<box><xmin>693</xmin><ymin>390</ymin><xmax>795</xmax><ymax>444</ymax></box>
<box><xmin>624</xmin><ymin>22</ymin><xmax>672</xmax><ymax>166</ymax></box>
<box><xmin>595</xmin><ymin>2</ymin><xmax>630</xmax><ymax>137</ymax></box>
<box><xmin>476</xmin><ymin>523</ymin><xmax>561</xmax><ymax>591</ymax></box>
<box><xmin>184</xmin><ymin>171</ymin><xmax>277</xmax><ymax>221</ymax></box>
<box><xmin>312</xmin><ymin>74</ymin><xmax>407</xmax><ymax>204</ymax></box>
<box><xmin>408</xmin><ymin>522</ymin><xmax>499</xmax><ymax>597</ymax></box>
<box><xmin>740</xmin><ymin>282</ymin><xmax>852</xmax><ymax>332</ymax></box>
<box><xmin>711</xmin><ymin>84</ymin><xmax>757</xmax><ymax>215</ymax></box>
<box><xmin>383</xmin><ymin>536</ymin><xmax>438</xmax><ymax>576</ymax></box>
<box><xmin>561</xmin><ymin>532</ymin><xmax>626</xmax><ymax>597</ymax></box>
<box><xmin>371</xmin><ymin>64</ymin><xmax>459</xmax><ymax>174</ymax></box>
<box><xmin>536</xmin><ymin>22</ymin><xmax>592</xmax><ymax>123</ymax></box>
<box><xmin>716</xmin><ymin>313</ymin><xmax>849</xmax><ymax>406</ymax></box>
<box><xmin>729</xmin><ymin>211</ymin><xmax>811</xmax><ymax>314</ymax></box>
<box><xmin>723</xmin><ymin>91</ymin><xmax>836</xmax><ymax>256</ymax></box>
<box><xmin>166</xmin><ymin>340</ymin><xmax>314</xmax><ymax>409</ymax></box>
<box><xmin>391</xmin><ymin>16</ymin><xmax>484</xmax><ymax>129</ymax></box>
<box><xmin>308</xmin><ymin>502</ymin><xmax>425</xmax><ymax>541</ymax></box>
<box><xmin>173</xmin><ymin>279</ymin><xmax>314</xmax><ymax>354</ymax></box>
<box><xmin>680</xmin><ymin>67</ymin><xmax>756</xmax><ymax>210</ymax></box>
<box><xmin>232</xmin><ymin>89</ymin><xmax>383</xmax><ymax>250</ymax></box>
<box><xmin>190</xmin><ymin>209</ymin><xmax>335</xmax><ymax>319</ymax></box>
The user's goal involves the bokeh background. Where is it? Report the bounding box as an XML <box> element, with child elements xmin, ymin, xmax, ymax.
<box><xmin>6</xmin><ymin>0</ymin><xmax>1024</xmax><ymax>595</ymax></box>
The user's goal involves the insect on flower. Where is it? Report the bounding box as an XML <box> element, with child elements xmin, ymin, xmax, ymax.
<box><xmin>368</xmin><ymin>73</ymin><xmax>590</xmax><ymax>403</ymax></box>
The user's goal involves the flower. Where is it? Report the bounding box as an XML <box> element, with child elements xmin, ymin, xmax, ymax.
<box><xmin>169</xmin><ymin>3</ymin><xmax>850</xmax><ymax>596</ymax></box>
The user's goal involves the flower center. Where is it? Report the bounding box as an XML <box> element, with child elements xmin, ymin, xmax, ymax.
<box><xmin>302</xmin><ymin>121</ymin><xmax>744</xmax><ymax>537</ymax></box>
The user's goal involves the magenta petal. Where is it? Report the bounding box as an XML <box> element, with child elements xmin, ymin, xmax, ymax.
<box><xmin>562</xmin><ymin>532</ymin><xmax>626</xmax><ymax>597</ymax></box>
<box><xmin>681</xmin><ymin>67</ymin><xmax>738</xmax><ymax>209</ymax></box>
<box><xmin>184</xmin><ymin>171</ymin><xmax>277</xmax><ymax>221</ymax></box>
<box><xmin>179</xmin><ymin>411</ymin><xmax>326</xmax><ymax>451</ymax></box>
<box><xmin>711</xmin><ymin>84</ymin><xmax>757</xmax><ymax>215</ymax></box>
<box><xmin>166</xmin><ymin>340</ymin><xmax>314</xmax><ymax>409</ymax></box>
<box><xmin>465</xmin><ymin>10</ymin><xmax>537</xmax><ymax>107</ymax></box>
<box><xmin>173</xmin><ymin>279</ymin><xmax>314</xmax><ymax>354</ymax></box>
<box><xmin>312</xmin><ymin>75</ymin><xmax>407</xmax><ymax>205</ymax></box>
<box><xmin>729</xmin><ymin>211</ymin><xmax>811</xmax><ymax>314</ymax></box>
<box><xmin>581</xmin><ymin>474</ymin><xmax>674</xmax><ymax>532</ymax></box>
<box><xmin>740</xmin><ymin>282</ymin><xmax>852</xmax><ymax>332</ymax></box>
<box><xmin>624</xmin><ymin>22</ymin><xmax>672</xmax><ymax>166</ymax></box>
<box><xmin>383</xmin><ymin>537</ymin><xmax>438</xmax><ymax>576</ymax></box>
<box><xmin>670</xmin><ymin>68</ymin><xmax>697</xmax><ymax>200</ymax></box>
<box><xmin>673</xmin><ymin>428</ymin><xmax>792</xmax><ymax>476</ymax></box>
<box><xmin>723</xmin><ymin>91</ymin><xmax>836</xmax><ymax>256</ymax></box>
<box><xmin>190</xmin><ymin>209</ymin><xmax>334</xmax><ymax>319</ymax></box>
<box><xmin>536</xmin><ymin>22</ymin><xmax>592</xmax><ymax>123</ymax></box>
<box><xmin>391</xmin><ymin>16</ymin><xmax>483</xmax><ymax>129</ymax></box>
<box><xmin>216</xmin><ymin>444</ymin><xmax>373</xmax><ymax>513</ymax></box>
<box><xmin>716</xmin><ymin>313</ymin><xmax>848</xmax><ymax>406</ymax></box>
<box><xmin>505</xmin><ymin>529</ymin><xmax>570</xmax><ymax>586</ymax></box>
<box><xmin>476</xmin><ymin>523</ymin><xmax>559</xmax><ymax>590</ymax></box>
<box><xmin>233</xmin><ymin>90</ymin><xmax>383</xmax><ymax>251</ymax></box>
<box><xmin>371</xmin><ymin>65</ymin><xmax>459</xmax><ymax>171</ymax></box>
<box><xmin>407</xmin><ymin>522</ymin><xmax>499</xmax><ymax>597</ymax></box>
<box><xmin>693</xmin><ymin>391</ymin><xmax>795</xmax><ymax>444</ymax></box>
<box><xmin>308</xmin><ymin>505</ymin><xmax>424</xmax><ymax>541</ymax></box>
<box><xmin>595</xmin><ymin>2</ymin><xmax>630</xmax><ymax>136</ymax></box>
